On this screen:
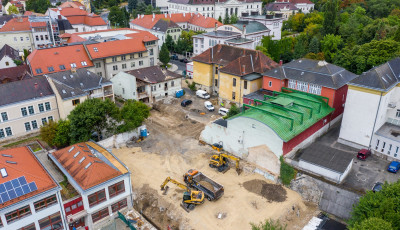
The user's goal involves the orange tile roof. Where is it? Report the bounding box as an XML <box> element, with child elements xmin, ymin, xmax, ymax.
<box><xmin>0</xmin><ymin>147</ymin><xmax>58</xmax><ymax>209</ymax></box>
<box><xmin>0</xmin><ymin>17</ymin><xmax>31</xmax><ymax>32</ymax></box>
<box><xmin>59</xmin><ymin>1</ymin><xmax>85</xmax><ymax>9</ymax></box>
<box><xmin>30</xmin><ymin>21</ymin><xmax>47</xmax><ymax>27</ymax></box>
<box><xmin>69</xmin><ymin>29</ymin><xmax>158</xmax><ymax>43</ymax></box>
<box><xmin>27</xmin><ymin>44</ymin><xmax>93</xmax><ymax>76</ymax></box>
<box><xmin>52</xmin><ymin>143</ymin><xmax>122</xmax><ymax>190</ymax></box>
<box><xmin>131</xmin><ymin>13</ymin><xmax>222</xmax><ymax>29</ymax></box>
<box><xmin>56</xmin><ymin>8</ymin><xmax>107</xmax><ymax>26</ymax></box>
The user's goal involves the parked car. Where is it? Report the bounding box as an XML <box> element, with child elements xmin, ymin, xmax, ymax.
<box><xmin>387</xmin><ymin>161</ymin><xmax>400</xmax><ymax>173</ymax></box>
<box><xmin>357</xmin><ymin>149</ymin><xmax>371</xmax><ymax>160</ymax></box>
<box><xmin>181</xmin><ymin>99</ymin><xmax>192</xmax><ymax>107</ymax></box>
<box><xmin>196</xmin><ymin>90</ymin><xmax>210</xmax><ymax>99</ymax></box>
<box><xmin>218</xmin><ymin>107</ymin><xmax>229</xmax><ymax>116</ymax></box>
<box><xmin>204</xmin><ymin>101</ymin><xmax>215</xmax><ymax>111</ymax></box>
<box><xmin>171</xmin><ymin>54</ymin><xmax>178</xmax><ymax>60</ymax></box>
<box><xmin>183</xmin><ymin>58</ymin><xmax>190</xmax><ymax>63</ymax></box>
<box><xmin>372</xmin><ymin>182</ymin><xmax>383</xmax><ymax>192</ymax></box>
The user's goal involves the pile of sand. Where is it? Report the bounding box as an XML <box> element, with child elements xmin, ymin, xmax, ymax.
<box><xmin>243</xmin><ymin>179</ymin><xmax>287</xmax><ymax>202</ymax></box>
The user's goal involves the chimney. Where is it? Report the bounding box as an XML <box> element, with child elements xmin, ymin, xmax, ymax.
<box><xmin>71</xmin><ymin>68</ymin><xmax>77</xmax><ymax>73</ymax></box>
<box><xmin>164</xmin><ymin>13</ymin><xmax>167</xmax><ymax>18</ymax></box>
<box><xmin>243</xmin><ymin>25</ymin><xmax>246</xmax><ymax>36</ymax></box>
<box><xmin>34</xmin><ymin>82</ymin><xmax>38</xmax><ymax>89</ymax></box>
<box><xmin>242</xmin><ymin>65</ymin><xmax>245</xmax><ymax>74</ymax></box>
<box><xmin>279</xmin><ymin>60</ymin><xmax>283</xmax><ymax>66</ymax></box>
<box><xmin>183</xmin><ymin>12</ymin><xmax>185</xmax><ymax>17</ymax></box>
<box><xmin>152</xmin><ymin>13</ymin><xmax>155</xmax><ymax>19</ymax></box>
<box><xmin>214</xmin><ymin>22</ymin><xmax>218</xmax><ymax>31</ymax></box>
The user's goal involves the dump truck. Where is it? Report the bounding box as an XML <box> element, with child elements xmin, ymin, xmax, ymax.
<box><xmin>183</xmin><ymin>169</ymin><xmax>224</xmax><ymax>201</ymax></box>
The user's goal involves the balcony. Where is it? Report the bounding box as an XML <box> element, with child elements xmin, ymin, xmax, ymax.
<box><xmin>89</xmin><ymin>92</ymin><xmax>104</xmax><ymax>98</ymax></box>
<box><xmin>138</xmin><ymin>92</ymin><xmax>148</xmax><ymax>99</ymax></box>
<box><xmin>104</xmin><ymin>90</ymin><xmax>113</xmax><ymax>96</ymax></box>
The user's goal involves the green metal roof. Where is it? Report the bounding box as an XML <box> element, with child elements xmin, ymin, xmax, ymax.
<box><xmin>229</xmin><ymin>89</ymin><xmax>334</xmax><ymax>142</ymax></box>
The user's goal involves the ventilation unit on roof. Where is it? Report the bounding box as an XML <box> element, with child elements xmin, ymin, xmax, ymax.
<box><xmin>0</xmin><ymin>168</ymin><xmax>7</xmax><ymax>178</ymax></box>
<box><xmin>79</xmin><ymin>157</ymin><xmax>86</xmax><ymax>163</ymax></box>
<box><xmin>301</xmin><ymin>72</ymin><xmax>304</xmax><ymax>75</ymax></box>
<box><xmin>85</xmin><ymin>162</ymin><xmax>92</xmax><ymax>169</ymax></box>
<box><xmin>62</xmin><ymin>90</ymin><xmax>66</xmax><ymax>94</ymax></box>
<box><xmin>68</xmin><ymin>146</ymin><xmax>75</xmax><ymax>152</ymax></box>
<box><xmin>63</xmin><ymin>76</ymin><xmax>67</xmax><ymax>79</ymax></box>
<box><xmin>70</xmin><ymin>75</ymin><xmax>74</xmax><ymax>78</ymax></box>
<box><xmin>80</xmin><ymin>83</ymin><xmax>84</xmax><ymax>87</ymax></box>
<box><xmin>78</xmin><ymin>144</ymin><xmax>84</xmax><ymax>147</ymax></box>
<box><xmin>6</xmin><ymin>161</ymin><xmax>17</xmax><ymax>164</ymax></box>
<box><xmin>2</xmin><ymin>154</ymin><xmax>12</xmax><ymax>158</ymax></box>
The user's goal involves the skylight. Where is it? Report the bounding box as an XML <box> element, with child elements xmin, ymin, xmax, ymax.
<box><xmin>0</xmin><ymin>168</ymin><xmax>7</xmax><ymax>178</ymax></box>
<box><xmin>73</xmin><ymin>151</ymin><xmax>80</xmax><ymax>158</ymax></box>
<box><xmin>68</xmin><ymin>146</ymin><xmax>75</xmax><ymax>152</ymax></box>
<box><xmin>93</xmin><ymin>47</ymin><xmax>98</xmax><ymax>52</ymax></box>
<box><xmin>85</xmin><ymin>162</ymin><xmax>92</xmax><ymax>169</ymax></box>
<box><xmin>79</xmin><ymin>156</ymin><xmax>86</xmax><ymax>163</ymax></box>
<box><xmin>81</xmin><ymin>61</ymin><xmax>87</xmax><ymax>66</ymax></box>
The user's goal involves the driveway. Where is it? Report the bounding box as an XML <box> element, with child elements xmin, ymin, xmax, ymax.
<box><xmin>298</xmin><ymin>122</ymin><xmax>399</xmax><ymax>193</ymax></box>
<box><xmin>170</xmin><ymin>59</ymin><xmax>187</xmax><ymax>75</ymax></box>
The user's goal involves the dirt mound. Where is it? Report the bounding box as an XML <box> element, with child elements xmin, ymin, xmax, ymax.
<box><xmin>243</xmin><ymin>179</ymin><xmax>287</xmax><ymax>202</ymax></box>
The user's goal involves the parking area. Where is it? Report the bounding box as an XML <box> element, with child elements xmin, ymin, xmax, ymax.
<box><xmin>298</xmin><ymin>122</ymin><xmax>399</xmax><ymax>193</ymax></box>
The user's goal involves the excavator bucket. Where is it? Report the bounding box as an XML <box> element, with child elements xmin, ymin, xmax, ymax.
<box><xmin>236</xmin><ymin>167</ymin><xmax>242</xmax><ymax>175</ymax></box>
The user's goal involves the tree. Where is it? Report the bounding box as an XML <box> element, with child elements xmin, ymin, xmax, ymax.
<box><xmin>322</xmin><ymin>0</ymin><xmax>338</xmax><ymax>35</ymax></box>
<box><xmin>128</xmin><ymin>0</ymin><xmax>137</xmax><ymax>13</ymax></box>
<box><xmin>348</xmin><ymin>180</ymin><xmax>400</xmax><ymax>229</ymax></box>
<box><xmin>108</xmin><ymin>6</ymin><xmax>125</xmax><ymax>27</ymax></box>
<box><xmin>26</xmin><ymin>0</ymin><xmax>51</xmax><ymax>14</ymax></box>
<box><xmin>230</xmin><ymin>14</ymin><xmax>238</xmax><ymax>24</ymax></box>
<box><xmin>293</xmin><ymin>35</ymin><xmax>308</xmax><ymax>59</ymax></box>
<box><xmin>53</xmin><ymin>120</ymin><xmax>71</xmax><ymax>148</ymax></box>
<box><xmin>223</xmin><ymin>12</ymin><xmax>230</xmax><ymax>24</ymax></box>
<box><xmin>118</xmin><ymin>100</ymin><xmax>150</xmax><ymax>133</ymax></box>
<box><xmin>40</xmin><ymin>120</ymin><xmax>58</xmax><ymax>147</ymax></box>
<box><xmin>251</xmin><ymin>219</ymin><xmax>286</xmax><ymax>230</ymax></box>
<box><xmin>218</xmin><ymin>15</ymin><xmax>222</xmax><ymax>23</ymax></box>
<box><xmin>321</xmin><ymin>34</ymin><xmax>342</xmax><ymax>62</ymax></box>
<box><xmin>68</xmin><ymin>98</ymin><xmax>120</xmax><ymax>143</ymax></box>
<box><xmin>165</xmin><ymin>34</ymin><xmax>175</xmax><ymax>52</ymax></box>
<box><xmin>159</xmin><ymin>43</ymin><xmax>170</xmax><ymax>67</ymax></box>
<box><xmin>7</xmin><ymin>5</ymin><xmax>19</xmax><ymax>14</ymax></box>
<box><xmin>226</xmin><ymin>104</ymin><xmax>240</xmax><ymax>118</ymax></box>
<box><xmin>136</xmin><ymin>2</ymin><xmax>147</xmax><ymax>14</ymax></box>
<box><xmin>309</xmin><ymin>36</ymin><xmax>320</xmax><ymax>53</ymax></box>
<box><xmin>350</xmin><ymin>217</ymin><xmax>393</xmax><ymax>230</ymax></box>
<box><xmin>90</xmin><ymin>1</ymin><xmax>96</xmax><ymax>13</ymax></box>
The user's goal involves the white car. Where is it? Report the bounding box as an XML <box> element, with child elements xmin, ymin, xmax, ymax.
<box><xmin>196</xmin><ymin>90</ymin><xmax>210</xmax><ymax>99</ymax></box>
<box><xmin>218</xmin><ymin>107</ymin><xmax>229</xmax><ymax>116</ymax></box>
<box><xmin>204</xmin><ymin>101</ymin><xmax>215</xmax><ymax>111</ymax></box>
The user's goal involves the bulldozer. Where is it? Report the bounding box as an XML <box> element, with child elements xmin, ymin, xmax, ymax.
<box><xmin>160</xmin><ymin>177</ymin><xmax>205</xmax><ymax>212</ymax></box>
<box><xmin>209</xmin><ymin>153</ymin><xmax>242</xmax><ymax>175</ymax></box>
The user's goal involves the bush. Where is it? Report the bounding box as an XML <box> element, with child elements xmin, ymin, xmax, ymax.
<box><xmin>226</xmin><ymin>104</ymin><xmax>241</xmax><ymax>118</ymax></box>
<box><xmin>185</xmin><ymin>80</ymin><xmax>196</xmax><ymax>91</ymax></box>
<box><xmin>251</xmin><ymin>219</ymin><xmax>286</xmax><ymax>230</ymax></box>
<box><xmin>279</xmin><ymin>156</ymin><xmax>296</xmax><ymax>186</ymax></box>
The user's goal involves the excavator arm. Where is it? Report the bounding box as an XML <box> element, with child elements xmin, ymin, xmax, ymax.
<box><xmin>160</xmin><ymin>177</ymin><xmax>189</xmax><ymax>192</ymax></box>
<box><xmin>220</xmin><ymin>154</ymin><xmax>242</xmax><ymax>175</ymax></box>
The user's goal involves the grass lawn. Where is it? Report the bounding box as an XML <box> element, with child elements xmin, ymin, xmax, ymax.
<box><xmin>3</xmin><ymin>135</ymin><xmax>41</xmax><ymax>148</ymax></box>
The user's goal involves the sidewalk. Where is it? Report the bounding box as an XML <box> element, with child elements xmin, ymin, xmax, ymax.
<box><xmin>168</xmin><ymin>63</ymin><xmax>178</xmax><ymax>72</ymax></box>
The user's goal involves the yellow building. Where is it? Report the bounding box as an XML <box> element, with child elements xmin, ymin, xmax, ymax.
<box><xmin>192</xmin><ymin>44</ymin><xmax>278</xmax><ymax>106</ymax></box>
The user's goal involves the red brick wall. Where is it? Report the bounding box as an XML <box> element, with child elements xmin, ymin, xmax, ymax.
<box><xmin>262</xmin><ymin>76</ymin><xmax>285</xmax><ymax>92</ymax></box>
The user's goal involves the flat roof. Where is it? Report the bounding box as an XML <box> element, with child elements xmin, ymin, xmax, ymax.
<box><xmin>271</xmin><ymin>97</ymin><xmax>294</xmax><ymax>107</ymax></box>
<box><xmin>375</xmin><ymin>122</ymin><xmax>400</xmax><ymax>143</ymax></box>
<box><xmin>300</xmin><ymin>143</ymin><xmax>354</xmax><ymax>173</ymax></box>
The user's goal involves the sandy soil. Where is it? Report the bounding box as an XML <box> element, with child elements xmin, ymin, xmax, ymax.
<box><xmin>113</xmin><ymin>106</ymin><xmax>318</xmax><ymax>230</ymax></box>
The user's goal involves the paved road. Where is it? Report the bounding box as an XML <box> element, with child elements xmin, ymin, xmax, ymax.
<box><xmin>170</xmin><ymin>59</ymin><xmax>187</xmax><ymax>74</ymax></box>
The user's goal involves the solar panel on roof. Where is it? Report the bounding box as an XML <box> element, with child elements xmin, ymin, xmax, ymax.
<box><xmin>5</xmin><ymin>181</ymin><xmax>12</xmax><ymax>191</ymax></box>
<box><xmin>0</xmin><ymin>184</ymin><xmax>5</xmax><ymax>193</ymax></box>
<box><xmin>22</xmin><ymin>184</ymin><xmax>30</xmax><ymax>194</ymax></box>
<box><xmin>18</xmin><ymin>176</ymin><xmax>27</xmax><ymax>185</ymax></box>
<box><xmin>15</xmin><ymin>187</ymin><xmax>23</xmax><ymax>197</ymax></box>
<box><xmin>1</xmin><ymin>192</ymin><xmax>9</xmax><ymax>202</ymax></box>
<box><xmin>28</xmin><ymin>182</ymin><xmax>37</xmax><ymax>192</ymax></box>
<box><xmin>0</xmin><ymin>176</ymin><xmax>38</xmax><ymax>204</ymax></box>
<box><xmin>11</xmin><ymin>178</ymin><xmax>20</xmax><ymax>187</ymax></box>
<box><xmin>8</xmin><ymin>190</ymin><xmax>16</xmax><ymax>199</ymax></box>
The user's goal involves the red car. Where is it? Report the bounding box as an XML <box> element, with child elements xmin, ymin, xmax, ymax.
<box><xmin>357</xmin><ymin>149</ymin><xmax>371</xmax><ymax>160</ymax></box>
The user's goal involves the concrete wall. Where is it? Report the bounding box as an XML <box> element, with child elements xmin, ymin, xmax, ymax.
<box><xmin>299</xmin><ymin>158</ymin><xmax>353</xmax><ymax>184</ymax></box>
<box><xmin>200</xmin><ymin>117</ymin><xmax>284</xmax><ymax>158</ymax></box>
<box><xmin>97</xmin><ymin>129</ymin><xmax>139</xmax><ymax>149</ymax></box>
<box><xmin>0</xmin><ymin>55</ymin><xmax>17</xmax><ymax>69</ymax></box>
<box><xmin>110</xmin><ymin>72</ymin><xmax>138</xmax><ymax>100</ymax></box>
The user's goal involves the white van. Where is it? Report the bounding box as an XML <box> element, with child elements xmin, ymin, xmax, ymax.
<box><xmin>204</xmin><ymin>101</ymin><xmax>215</xmax><ymax>111</ymax></box>
<box><xmin>218</xmin><ymin>107</ymin><xmax>229</xmax><ymax>116</ymax></box>
<box><xmin>196</xmin><ymin>90</ymin><xmax>210</xmax><ymax>99</ymax></box>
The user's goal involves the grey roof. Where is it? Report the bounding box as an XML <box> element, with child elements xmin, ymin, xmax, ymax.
<box><xmin>375</xmin><ymin>122</ymin><xmax>400</xmax><ymax>143</ymax></box>
<box><xmin>349</xmin><ymin>58</ymin><xmax>400</xmax><ymax>92</ymax></box>
<box><xmin>46</xmin><ymin>69</ymin><xmax>111</xmax><ymax>100</ymax></box>
<box><xmin>126</xmin><ymin>66</ymin><xmax>182</xmax><ymax>84</ymax></box>
<box><xmin>232</xmin><ymin>21</ymin><xmax>270</xmax><ymax>34</ymax></box>
<box><xmin>264</xmin><ymin>58</ymin><xmax>358</xmax><ymax>89</ymax></box>
<box><xmin>0</xmin><ymin>15</ymin><xmax>15</xmax><ymax>27</ymax></box>
<box><xmin>242</xmin><ymin>73</ymin><xmax>262</xmax><ymax>81</ymax></box>
<box><xmin>203</xmin><ymin>30</ymin><xmax>241</xmax><ymax>38</ymax></box>
<box><xmin>225</xmin><ymin>37</ymin><xmax>253</xmax><ymax>44</ymax></box>
<box><xmin>0</xmin><ymin>77</ymin><xmax>54</xmax><ymax>107</ymax></box>
<box><xmin>243</xmin><ymin>89</ymin><xmax>272</xmax><ymax>101</ymax></box>
<box><xmin>300</xmin><ymin>143</ymin><xmax>354</xmax><ymax>173</ymax></box>
<box><xmin>214</xmin><ymin>118</ymin><xmax>227</xmax><ymax>127</ymax></box>
<box><xmin>152</xmin><ymin>19</ymin><xmax>180</xmax><ymax>32</ymax></box>
<box><xmin>57</xmin><ymin>19</ymin><xmax>73</xmax><ymax>31</ymax></box>
<box><xmin>0</xmin><ymin>44</ymin><xmax>21</xmax><ymax>61</ymax></box>
<box><xmin>264</xmin><ymin>2</ymin><xmax>299</xmax><ymax>11</ymax></box>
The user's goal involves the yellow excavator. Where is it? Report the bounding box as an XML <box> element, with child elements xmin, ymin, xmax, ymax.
<box><xmin>160</xmin><ymin>177</ymin><xmax>205</xmax><ymax>212</ymax></box>
<box><xmin>209</xmin><ymin>153</ymin><xmax>242</xmax><ymax>175</ymax></box>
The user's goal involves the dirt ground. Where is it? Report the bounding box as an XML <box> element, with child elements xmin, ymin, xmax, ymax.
<box><xmin>113</xmin><ymin>104</ymin><xmax>318</xmax><ymax>230</ymax></box>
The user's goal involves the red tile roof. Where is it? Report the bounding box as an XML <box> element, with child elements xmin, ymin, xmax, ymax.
<box><xmin>131</xmin><ymin>13</ymin><xmax>222</xmax><ymax>30</ymax></box>
<box><xmin>27</xmin><ymin>44</ymin><xmax>93</xmax><ymax>76</ymax></box>
<box><xmin>0</xmin><ymin>64</ymin><xmax>31</xmax><ymax>83</ymax></box>
<box><xmin>52</xmin><ymin>143</ymin><xmax>122</xmax><ymax>190</ymax></box>
<box><xmin>85</xmin><ymin>38</ymin><xmax>148</xmax><ymax>59</ymax></box>
<box><xmin>0</xmin><ymin>147</ymin><xmax>58</xmax><ymax>209</ymax></box>
<box><xmin>0</xmin><ymin>17</ymin><xmax>30</xmax><ymax>32</ymax></box>
<box><xmin>30</xmin><ymin>21</ymin><xmax>46</xmax><ymax>27</ymax></box>
<box><xmin>55</xmin><ymin>8</ymin><xmax>107</xmax><ymax>26</ymax></box>
<box><xmin>67</xmin><ymin>28</ymin><xmax>158</xmax><ymax>43</ymax></box>
<box><xmin>59</xmin><ymin>1</ymin><xmax>85</xmax><ymax>9</ymax></box>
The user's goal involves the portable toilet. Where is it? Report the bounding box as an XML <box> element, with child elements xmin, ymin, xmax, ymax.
<box><xmin>175</xmin><ymin>89</ymin><xmax>184</xmax><ymax>98</ymax></box>
<box><xmin>140</xmin><ymin>128</ymin><xmax>148</xmax><ymax>137</ymax></box>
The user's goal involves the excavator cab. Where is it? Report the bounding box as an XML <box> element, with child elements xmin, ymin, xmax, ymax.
<box><xmin>209</xmin><ymin>153</ymin><xmax>242</xmax><ymax>175</ymax></box>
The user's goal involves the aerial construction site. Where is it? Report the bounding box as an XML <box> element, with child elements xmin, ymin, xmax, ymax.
<box><xmin>111</xmin><ymin>102</ymin><xmax>318</xmax><ymax>230</ymax></box>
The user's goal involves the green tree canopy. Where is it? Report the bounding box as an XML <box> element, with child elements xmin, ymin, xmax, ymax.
<box><xmin>118</xmin><ymin>100</ymin><xmax>150</xmax><ymax>133</ymax></box>
<box><xmin>128</xmin><ymin>0</ymin><xmax>137</xmax><ymax>13</ymax></box>
<box><xmin>159</xmin><ymin>43</ymin><xmax>170</xmax><ymax>66</ymax></box>
<box><xmin>230</xmin><ymin>14</ymin><xmax>238</xmax><ymax>24</ymax></box>
<box><xmin>53</xmin><ymin>120</ymin><xmax>71</xmax><ymax>148</ymax></box>
<box><xmin>308</xmin><ymin>36</ymin><xmax>320</xmax><ymax>53</ymax></box>
<box><xmin>108</xmin><ymin>6</ymin><xmax>125</xmax><ymax>27</ymax></box>
<box><xmin>321</xmin><ymin>34</ymin><xmax>342</xmax><ymax>62</ymax></box>
<box><xmin>7</xmin><ymin>5</ymin><xmax>19</xmax><ymax>14</ymax></box>
<box><xmin>218</xmin><ymin>15</ymin><xmax>222</xmax><ymax>23</ymax></box>
<box><xmin>165</xmin><ymin>34</ymin><xmax>175</xmax><ymax>52</ymax></box>
<box><xmin>26</xmin><ymin>0</ymin><xmax>51</xmax><ymax>14</ymax></box>
<box><xmin>223</xmin><ymin>12</ymin><xmax>230</xmax><ymax>24</ymax></box>
<box><xmin>322</xmin><ymin>0</ymin><xmax>338</xmax><ymax>35</ymax></box>
<box><xmin>348</xmin><ymin>180</ymin><xmax>400</xmax><ymax>229</ymax></box>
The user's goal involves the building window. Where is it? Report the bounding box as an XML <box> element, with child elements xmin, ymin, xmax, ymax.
<box><xmin>88</xmin><ymin>189</ymin><xmax>106</xmax><ymax>207</ymax></box>
<box><xmin>113</xmin><ymin>65</ymin><xmax>118</xmax><ymax>71</ymax></box>
<box><xmin>59</xmin><ymin>65</ymin><xmax>66</xmax><ymax>70</ymax></box>
<box><xmin>36</xmin><ymin>68</ymin><xmax>43</xmax><ymax>74</ymax></box>
<box><xmin>233</xmin><ymin>78</ymin><xmax>236</xmax><ymax>87</ymax></box>
<box><xmin>309</xmin><ymin>83</ymin><xmax>322</xmax><ymax>95</ymax></box>
<box><xmin>171</xmin><ymin>81</ymin><xmax>174</xmax><ymax>87</ymax></box>
<box><xmin>0</xmin><ymin>129</ymin><xmax>4</xmax><ymax>139</ymax></box>
<box><xmin>36</xmin><ymin>35</ymin><xmax>39</xmax><ymax>41</ymax></box>
<box><xmin>112</xmin><ymin>57</ymin><xmax>117</xmax><ymax>62</ymax></box>
<box><xmin>5</xmin><ymin>205</ymin><xmax>31</xmax><ymax>223</ymax></box>
<box><xmin>48</xmin><ymin>66</ymin><xmax>55</xmax><ymax>72</ymax></box>
<box><xmin>5</xmin><ymin>127</ymin><xmax>12</xmax><ymax>136</ymax></box>
<box><xmin>288</xmin><ymin>79</ymin><xmax>296</xmax><ymax>89</ymax></box>
<box><xmin>72</xmin><ymin>99</ymin><xmax>80</xmax><ymax>106</ymax></box>
<box><xmin>382</xmin><ymin>142</ymin><xmax>386</xmax><ymax>152</ymax></box>
<box><xmin>244</xmin><ymin>81</ymin><xmax>248</xmax><ymax>89</ymax></box>
<box><xmin>1</xmin><ymin>112</ymin><xmax>8</xmax><ymax>121</ymax></box>
<box><xmin>138</xmin><ymin>53</ymin><xmax>143</xmax><ymax>58</ymax></box>
<box><xmin>130</xmin><ymin>54</ymin><xmax>134</xmax><ymax>59</ymax></box>
<box><xmin>25</xmin><ymin>122</ymin><xmax>31</xmax><ymax>131</ymax></box>
<box><xmin>149</xmin><ymin>49</ymin><xmax>154</xmax><ymax>55</ymax></box>
<box><xmin>214</xmin><ymin>79</ymin><xmax>218</xmax><ymax>87</ymax></box>
<box><xmin>18</xmin><ymin>223</ymin><xmax>36</xmax><ymax>230</ymax></box>
<box><xmin>97</xmin><ymin>72</ymin><xmax>102</xmax><ymax>77</ymax></box>
<box><xmin>396</xmin><ymin>109</ymin><xmax>400</xmax><ymax>118</ymax></box>
<box><xmin>376</xmin><ymin>139</ymin><xmax>380</xmax><ymax>150</ymax></box>
<box><xmin>32</xmin><ymin>120</ymin><xmax>38</xmax><ymax>129</ymax></box>
<box><xmin>95</xmin><ymin>62</ymin><xmax>101</xmax><ymax>68</ymax></box>
<box><xmin>389</xmin><ymin>144</ymin><xmax>392</xmax><ymax>155</ymax></box>
<box><xmin>21</xmin><ymin>37</ymin><xmax>23</xmax><ymax>41</ymax></box>
<box><xmin>108</xmin><ymin>181</ymin><xmax>125</xmax><ymax>198</ymax></box>
<box><xmin>111</xmin><ymin>199</ymin><xmax>128</xmax><ymax>212</ymax></box>
<box><xmin>28</xmin><ymin>106</ymin><xmax>34</xmax><ymax>115</ymax></box>
<box><xmin>39</xmin><ymin>103</ymin><xmax>45</xmax><ymax>112</ymax></box>
<box><xmin>48</xmin><ymin>116</ymin><xmax>53</xmax><ymax>121</ymax></box>
<box><xmin>92</xmin><ymin>207</ymin><xmax>109</xmax><ymax>223</ymax></box>
<box><xmin>45</xmin><ymin>102</ymin><xmax>51</xmax><ymax>111</ymax></box>
<box><xmin>232</xmin><ymin>92</ymin><xmax>236</xmax><ymax>100</ymax></box>
<box><xmin>139</xmin><ymin>61</ymin><xmax>143</xmax><ymax>66</ymax></box>
<box><xmin>70</xmin><ymin>63</ymin><xmax>77</xmax><ymax>68</ymax></box>
<box><xmin>42</xmin><ymin>117</ymin><xmax>47</xmax><ymax>125</ymax></box>
<box><xmin>34</xmin><ymin>195</ymin><xmax>57</xmax><ymax>212</ymax></box>
<box><xmin>5</xmin><ymin>61</ymin><xmax>9</xmax><ymax>66</ymax></box>
<box><xmin>38</xmin><ymin>212</ymin><xmax>63</xmax><ymax>230</ymax></box>
<box><xmin>122</xmin><ymin>64</ymin><xmax>127</xmax><ymax>69</ymax></box>
<box><xmin>121</xmin><ymin>55</ymin><xmax>126</xmax><ymax>61</ymax></box>
<box><xmin>131</xmin><ymin>62</ymin><xmax>135</xmax><ymax>67</ymax></box>
<box><xmin>81</xmin><ymin>61</ymin><xmax>87</xmax><ymax>66</ymax></box>
<box><xmin>215</xmin><ymin>66</ymin><xmax>218</xmax><ymax>74</ymax></box>
<box><xmin>269</xmin><ymin>81</ymin><xmax>272</xmax><ymax>87</ymax></box>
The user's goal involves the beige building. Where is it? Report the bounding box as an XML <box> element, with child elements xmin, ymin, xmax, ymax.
<box><xmin>0</xmin><ymin>17</ymin><xmax>34</xmax><ymax>52</ymax></box>
<box><xmin>0</xmin><ymin>77</ymin><xmax>59</xmax><ymax>142</ymax></box>
<box><xmin>46</xmin><ymin>69</ymin><xmax>114</xmax><ymax>119</ymax></box>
